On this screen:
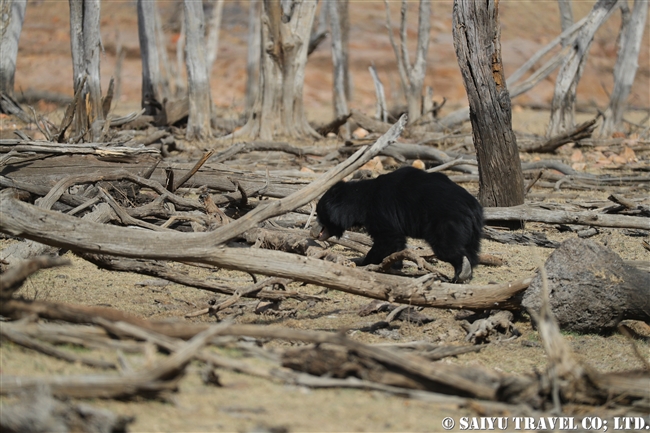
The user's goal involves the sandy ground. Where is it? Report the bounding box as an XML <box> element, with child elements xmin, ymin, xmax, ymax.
<box><xmin>2</xmin><ymin>214</ymin><xmax>649</xmax><ymax>431</ymax></box>
<box><xmin>1</xmin><ymin>1</ymin><xmax>649</xmax><ymax>432</ymax></box>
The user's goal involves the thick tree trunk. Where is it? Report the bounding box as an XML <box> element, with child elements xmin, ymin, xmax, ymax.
<box><xmin>183</xmin><ymin>0</ymin><xmax>213</xmax><ymax>141</ymax></box>
<box><xmin>599</xmin><ymin>0</ymin><xmax>648</xmax><ymax>137</ymax></box>
<box><xmin>329</xmin><ymin>0</ymin><xmax>349</xmax><ymax>138</ymax></box>
<box><xmin>0</xmin><ymin>0</ymin><xmax>26</xmax><ymax>98</ymax></box>
<box><xmin>137</xmin><ymin>0</ymin><xmax>163</xmax><ymax>115</ymax></box>
<box><xmin>452</xmin><ymin>0</ymin><xmax>524</xmax><ymax>209</ymax></box>
<box><xmin>69</xmin><ymin>0</ymin><xmax>103</xmax><ymax>140</ymax></box>
<box><xmin>546</xmin><ymin>0</ymin><xmax>619</xmax><ymax>137</ymax></box>
<box><xmin>232</xmin><ymin>0</ymin><xmax>319</xmax><ymax>141</ymax></box>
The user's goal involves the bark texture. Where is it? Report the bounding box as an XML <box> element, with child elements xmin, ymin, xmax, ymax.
<box><xmin>183</xmin><ymin>0</ymin><xmax>213</xmax><ymax>141</ymax></box>
<box><xmin>384</xmin><ymin>0</ymin><xmax>431</xmax><ymax>124</ymax></box>
<box><xmin>599</xmin><ymin>0</ymin><xmax>648</xmax><ymax>137</ymax></box>
<box><xmin>522</xmin><ymin>238</ymin><xmax>650</xmax><ymax>333</ymax></box>
<box><xmin>546</xmin><ymin>0</ymin><xmax>619</xmax><ymax>136</ymax></box>
<box><xmin>329</xmin><ymin>0</ymin><xmax>349</xmax><ymax>138</ymax></box>
<box><xmin>557</xmin><ymin>0</ymin><xmax>574</xmax><ymax>42</ymax></box>
<box><xmin>0</xmin><ymin>0</ymin><xmax>26</xmax><ymax>97</ymax></box>
<box><xmin>452</xmin><ymin>0</ymin><xmax>524</xmax><ymax>208</ymax></box>
<box><xmin>244</xmin><ymin>0</ymin><xmax>261</xmax><ymax>115</ymax></box>
<box><xmin>206</xmin><ymin>0</ymin><xmax>224</xmax><ymax>76</ymax></box>
<box><xmin>137</xmin><ymin>0</ymin><xmax>163</xmax><ymax>115</ymax></box>
<box><xmin>69</xmin><ymin>0</ymin><xmax>104</xmax><ymax>140</ymax></box>
<box><xmin>233</xmin><ymin>0</ymin><xmax>319</xmax><ymax>140</ymax></box>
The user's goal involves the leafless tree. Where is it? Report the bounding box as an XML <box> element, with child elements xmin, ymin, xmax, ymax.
<box><xmin>546</xmin><ymin>0</ymin><xmax>619</xmax><ymax>137</ymax></box>
<box><xmin>206</xmin><ymin>0</ymin><xmax>224</xmax><ymax>76</ymax></box>
<box><xmin>183</xmin><ymin>0</ymin><xmax>212</xmax><ymax>141</ymax></box>
<box><xmin>329</xmin><ymin>0</ymin><xmax>349</xmax><ymax>138</ymax></box>
<box><xmin>69</xmin><ymin>0</ymin><xmax>104</xmax><ymax>140</ymax></box>
<box><xmin>154</xmin><ymin>6</ymin><xmax>172</xmax><ymax>99</ymax></box>
<box><xmin>336</xmin><ymin>0</ymin><xmax>351</xmax><ymax>100</ymax></box>
<box><xmin>0</xmin><ymin>0</ymin><xmax>29</xmax><ymax>122</ymax></box>
<box><xmin>599</xmin><ymin>0</ymin><xmax>648</xmax><ymax>137</ymax></box>
<box><xmin>137</xmin><ymin>0</ymin><xmax>163</xmax><ymax>115</ymax></box>
<box><xmin>452</xmin><ymin>0</ymin><xmax>525</xmax><ymax>210</ymax></box>
<box><xmin>230</xmin><ymin>0</ymin><xmax>320</xmax><ymax>141</ymax></box>
<box><xmin>558</xmin><ymin>0</ymin><xmax>574</xmax><ymax>44</ymax></box>
<box><xmin>383</xmin><ymin>0</ymin><xmax>431</xmax><ymax>124</ymax></box>
<box><xmin>244</xmin><ymin>0</ymin><xmax>261</xmax><ymax>116</ymax></box>
<box><xmin>0</xmin><ymin>0</ymin><xmax>26</xmax><ymax>98</ymax></box>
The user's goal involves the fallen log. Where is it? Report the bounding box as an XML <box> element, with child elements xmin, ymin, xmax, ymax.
<box><xmin>522</xmin><ymin>238</ymin><xmax>650</xmax><ymax>333</ymax></box>
<box><xmin>519</xmin><ymin>117</ymin><xmax>598</xmax><ymax>153</ymax></box>
<box><xmin>0</xmin><ymin>256</ymin><xmax>70</xmax><ymax>296</ymax></box>
<box><xmin>484</xmin><ymin>204</ymin><xmax>649</xmax><ymax>230</ymax></box>
<box><xmin>0</xmin><ymin>324</ymin><xmax>229</xmax><ymax>399</ymax></box>
<box><xmin>0</xmin><ymin>388</ymin><xmax>133</xmax><ymax>433</ymax></box>
<box><xmin>0</xmin><ymin>191</ymin><xmax>529</xmax><ymax>310</ymax></box>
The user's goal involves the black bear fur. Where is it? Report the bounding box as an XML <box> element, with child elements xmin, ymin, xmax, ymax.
<box><xmin>314</xmin><ymin>166</ymin><xmax>484</xmax><ymax>282</ymax></box>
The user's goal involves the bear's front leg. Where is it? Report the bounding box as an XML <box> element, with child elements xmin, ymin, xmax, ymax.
<box><xmin>361</xmin><ymin>234</ymin><xmax>407</xmax><ymax>266</ymax></box>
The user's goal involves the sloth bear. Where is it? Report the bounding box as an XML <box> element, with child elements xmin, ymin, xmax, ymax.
<box><xmin>313</xmin><ymin>166</ymin><xmax>484</xmax><ymax>282</ymax></box>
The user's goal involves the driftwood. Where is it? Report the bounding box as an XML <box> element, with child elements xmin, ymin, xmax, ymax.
<box><xmin>317</xmin><ymin>113</ymin><xmax>352</xmax><ymax>137</ymax></box>
<box><xmin>0</xmin><ymin>256</ymin><xmax>70</xmax><ymax>296</ymax></box>
<box><xmin>0</xmin><ymin>323</ymin><xmax>116</xmax><ymax>370</ymax></box>
<box><xmin>461</xmin><ymin>310</ymin><xmax>519</xmax><ymax>344</ymax></box>
<box><xmin>483</xmin><ymin>226</ymin><xmax>559</xmax><ymax>248</ymax></box>
<box><xmin>1</xmin><ymin>322</ymin><xmax>231</xmax><ymax>399</ymax></box>
<box><xmin>350</xmin><ymin>108</ymin><xmax>391</xmax><ymax>134</ymax></box>
<box><xmin>4</xmin><ymin>293</ymin><xmax>646</xmax><ymax>409</ymax></box>
<box><xmin>520</xmin><ymin>117</ymin><xmax>598</xmax><ymax>153</ymax></box>
<box><xmin>522</xmin><ymin>238</ymin><xmax>650</xmax><ymax>333</ymax></box>
<box><xmin>2</xmin><ymin>258</ymin><xmax>646</xmax><ymax>412</ymax></box>
<box><xmin>484</xmin><ymin>204</ymin><xmax>649</xmax><ymax>230</ymax></box>
<box><xmin>523</xmin><ymin>261</ymin><xmax>650</xmax><ymax>413</ymax></box>
<box><xmin>0</xmin><ymin>386</ymin><xmax>133</xmax><ymax>432</ymax></box>
<box><xmin>0</xmin><ymin>192</ymin><xmax>530</xmax><ymax>310</ymax></box>
<box><xmin>339</xmin><ymin>140</ymin><xmax>478</xmax><ymax>174</ymax></box>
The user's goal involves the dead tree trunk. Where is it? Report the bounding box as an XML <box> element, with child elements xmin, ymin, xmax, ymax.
<box><xmin>154</xmin><ymin>6</ymin><xmax>172</xmax><ymax>99</ymax></box>
<box><xmin>522</xmin><ymin>238</ymin><xmax>650</xmax><ymax>333</ymax></box>
<box><xmin>557</xmin><ymin>0</ymin><xmax>574</xmax><ymax>44</ymax></box>
<box><xmin>599</xmin><ymin>0</ymin><xmax>648</xmax><ymax>137</ymax></box>
<box><xmin>337</xmin><ymin>0</ymin><xmax>351</xmax><ymax>101</ymax></box>
<box><xmin>206</xmin><ymin>0</ymin><xmax>224</xmax><ymax>76</ymax></box>
<box><xmin>183</xmin><ymin>0</ymin><xmax>213</xmax><ymax>141</ymax></box>
<box><xmin>329</xmin><ymin>0</ymin><xmax>349</xmax><ymax>138</ymax></box>
<box><xmin>452</xmin><ymin>0</ymin><xmax>524</xmax><ymax>210</ymax></box>
<box><xmin>0</xmin><ymin>0</ymin><xmax>26</xmax><ymax>98</ymax></box>
<box><xmin>383</xmin><ymin>0</ymin><xmax>431</xmax><ymax>124</ymax></box>
<box><xmin>69</xmin><ymin>0</ymin><xmax>104</xmax><ymax>141</ymax></box>
<box><xmin>0</xmin><ymin>0</ymin><xmax>30</xmax><ymax>122</ymax></box>
<box><xmin>369</xmin><ymin>64</ymin><xmax>388</xmax><ymax>122</ymax></box>
<box><xmin>244</xmin><ymin>0</ymin><xmax>261</xmax><ymax>116</ymax></box>
<box><xmin>546</xmin><ymin>0</ymin><xmax>619</xmax><ymax>137</ymax></box>
<box><xmin>137</xmin><ymin>0</ymin><xmax>163</xmax><ymax>115</ymax></box>
<box><xmin>229</xmin><ymin>0</ymin><xmax>320</xmax><ymax>141</ymax></box>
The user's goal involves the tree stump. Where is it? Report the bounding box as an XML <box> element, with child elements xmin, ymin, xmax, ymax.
<box><xmin>522</xmin><ymin>238</ymin><xmax>650</xmax><ymax>333</ymax></box>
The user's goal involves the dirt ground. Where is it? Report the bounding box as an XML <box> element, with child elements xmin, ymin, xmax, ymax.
<box><xmin>2</xmin><ymin>198</ymin><xmax>649</xmax><ymax>432</ymax></box>
<box><xmin>2</xmin><ymin>1</ymin><xmax>650</xmax><ymax>432</ymax></box>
